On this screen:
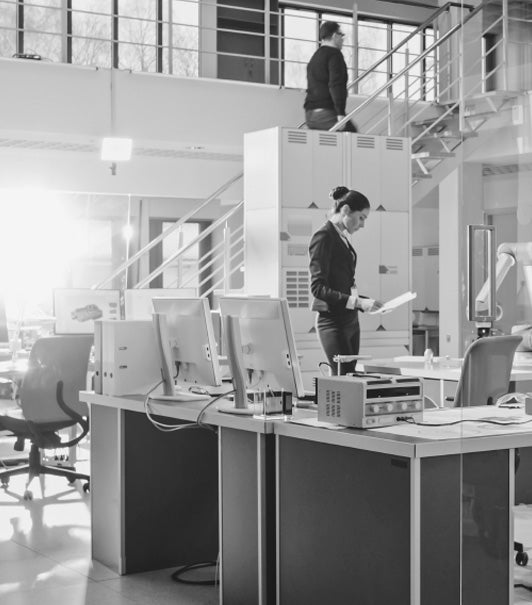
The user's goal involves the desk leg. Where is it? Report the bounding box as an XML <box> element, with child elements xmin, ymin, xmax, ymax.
<box><xmin>219</xmin><ymin>428</ymin><xmax>275</xmax><ymax>605</ymax></box>
<box><xmin>91</xmin><ymin>405</ymin><xmax>218</xmax><ymax>575</ymax></box>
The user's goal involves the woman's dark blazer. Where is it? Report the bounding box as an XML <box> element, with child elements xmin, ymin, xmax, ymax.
<box><xmin>309</xmin><ymin>221</ymin><xmax>358</xmax><ymax>315</ymax></box>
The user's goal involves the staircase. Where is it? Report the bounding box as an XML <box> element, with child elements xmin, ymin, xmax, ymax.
<box><xmin>335</xmin><ymin>0</ymin><xmax>523</xmax><ymax>205</ymax></box>
<box><xmin>95</xmin><ymin>0</ymin><xmax>524</xmax><ymax>290</ymax></box>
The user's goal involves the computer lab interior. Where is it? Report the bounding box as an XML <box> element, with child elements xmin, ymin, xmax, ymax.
<box><xmin>1</xmin><ymin>0</ymin><xmax>532</xmax><ymax>604</ymax></box>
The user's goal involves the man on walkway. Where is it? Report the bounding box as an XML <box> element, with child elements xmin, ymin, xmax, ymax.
<box><xmin>304</xmin><ymin>21</ymin><xmax>357</xmax><ymax>132</ymax></box>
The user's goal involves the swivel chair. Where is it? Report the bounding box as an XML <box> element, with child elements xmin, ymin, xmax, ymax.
<box><xmin>453</xmin><ymin>334</ymin><xmax>522</xmax><ymax>407</ymax></box>
<box><xmin>453</xmin><ymin>334</ymin><xmax>527</xmax><ymax>564</ymax></box>
<box><xmin>0</xmin><ymin>335</ymin><xmax>93</xmax><ymax>500</ymax></box>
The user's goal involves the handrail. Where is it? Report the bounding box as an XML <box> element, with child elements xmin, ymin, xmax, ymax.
<box><xmin>347</xmin><ymin>1</ymin><xmax>460</xmax><ymax>94</ymax></box>
<box><xmin>332</xmin><ymin>0</ymin><xmax>487</xmax><ymax>131</ymax></box>
<box><xmin>94</xmin><ymin>171</ymin><xmax>243</xmax><ymax>288</ymax></box>
<box><xmin>134</xmin><ymin>201</ymin><xmax>244</xmax><ymax>289</ymax></box>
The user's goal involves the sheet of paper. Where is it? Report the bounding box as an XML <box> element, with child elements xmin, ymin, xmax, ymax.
<box><xmin>369</xmin><ymin>291</ymin><xmax>417</xmax><ymax>315</ymax></box>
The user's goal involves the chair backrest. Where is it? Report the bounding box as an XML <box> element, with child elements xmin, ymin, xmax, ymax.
<box><xmin>453</xmin><ymin>334</ymin><xmax>522</xmax><ymax>407</ymax></box>
<box><xmin>20</xmin><ymin>335</ymin><xmax>93</xmax><ymax>423</ymax></box>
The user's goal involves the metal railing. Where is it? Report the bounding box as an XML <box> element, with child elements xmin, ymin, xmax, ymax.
<box><xmin>134</xmin><ymin>200</ymin><xmax>244</xmax><ymax>290</ymax></box>
<box><xmin>91</xmin><ymin>0</ymin><xmax>519</xmax><ymax>289</ymax></box>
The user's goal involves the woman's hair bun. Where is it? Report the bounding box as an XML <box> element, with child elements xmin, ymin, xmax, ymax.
<box><xmin>329</xmin><ymin>185</ymin><xmax>349</xmax><ymax>201</ymax></box>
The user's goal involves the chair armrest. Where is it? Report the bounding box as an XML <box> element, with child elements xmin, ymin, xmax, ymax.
<box><xmin>55</xmin><ymin>381</ymin><xmax>89</xmax><ymax>447</ymax></box>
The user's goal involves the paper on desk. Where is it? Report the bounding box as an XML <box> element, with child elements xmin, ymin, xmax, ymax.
<box><xmin>369</xmin><ymin>291</ymin><xmax>416</xmax><ymax>315</ymax></box>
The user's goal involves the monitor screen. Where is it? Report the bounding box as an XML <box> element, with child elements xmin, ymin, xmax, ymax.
<box><xmin>152</xmin><ymin>297</ymin><xmax>223</xmax><ymax>392</ymax></box>
<box><xmin>218</xmin><ymin>296</ymin><xmax>305</xmax><ymax>399</ymax></box>
<box><xmin>124</xmin><ymin>288</ymin><xmax>197</xmax><ymax>319</ymax></box>
<box><xmin>53</xmin><ymin>289</ymin><xmax>120</xmax><ymax>335</ymax></box>
<box><xmin>0</xmin><ymin>298</ymin><xmax>8</xmax><ymax>343</ymax></box>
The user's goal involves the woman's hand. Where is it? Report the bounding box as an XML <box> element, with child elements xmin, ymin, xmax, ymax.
<box><xmin>370</xmin><ymin>299</ymin><xmax>384</xmax><ymax>312</ymax></box>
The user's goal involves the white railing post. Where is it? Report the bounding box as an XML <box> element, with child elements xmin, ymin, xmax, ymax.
<box><xmin>458</xmin><ymin>13</ymin><xmax>465</xmax><ymax>133</ymax></box>
<box><xmin>264</xmin><ymin>0</ymin><xmax>271</xmax><ymax>84</ymax></box>
<box><xmin>223</xmin><ymin>222</ymin><xmax>231</xmax><ymax>294</ymax></box>
<box><xmin>404</xmin><ymin>48</ymin><xmax>410</xmax><ymax>136</ymax></box>
<box><xmin>502</xmin><ymin>0</ymin><xmax>509</xmax><ymax>91</ymax></box>
<box><xmin>352</xmin><ymin>2</ymin><xmax>359</xmax><ymax>94</ymax></box>
<box><xmin>177</xmin><ymin>227</ymin><xmax>184</xmax><ymax>287</ymax></box>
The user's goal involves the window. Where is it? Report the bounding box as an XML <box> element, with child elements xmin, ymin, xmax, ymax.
<box><xmin>282</xmin><ymin>8</ymin><xmax>316</xmax><ymax>90</ymax></box>
<box><xmin>164</xmin><ymin>0</ymin><xmax>199</xmax><ymax>77</ymax></box>
<box><xmin>71</xmin><ymin>0</ymin><xmax>112</xmax><ymax>68</ymax></box>
<box><xmin>119</xmin><ymin>0</ymin><xmax>157</xmax><ymax>72</ymax></box>
<box><xmin>22</xmin><ymin>0</ymin><xmax>62</xmax><ymax>61</ymax></box>
<box><xmin>0</xmin><ymin>0</ymin><xmax>17</xmax><ymax>57</ymax></box>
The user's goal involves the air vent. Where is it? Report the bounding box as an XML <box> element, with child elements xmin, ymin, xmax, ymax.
<box><xmin>482</xmin><ymin>162</ymin><xmax>532</xmax><ymax>176</ymax></box>
<box><xmin>284</xmin><ymin>269</ymin><xmax>310</xmax><ymax>309</ymax></box>
<box><xmin>412</xmin><ymin>248</ymin><xmax>423</xmax><ymax>257</ymax></box>
<box><xmin>386</xmin><ymin>138</ymin><xmax>404</xmax><ymax>151</ymax></box>
<box><xmin>287</xmin><ymin>221</ymin><xmax>313</xmax><ymax>236</ymax></box>
<box><xmin>318</xmin><ymin>133</ymin><xmax>338</xmax><ymax>147</ymax></box>
<box><xmin>357</xmin><ymin>136</ymin><xmax>375</xmax><ymax>149</ymax></box>
<box><xmin>287</xmin><ymin>244</ymin><xmax>308</xmax><ymax>257</ymax></box>
<box><xmin>428</xmin><ymin>247</ymin><xmax>439</xmax><ymax>256</ymax></box>
<box><xmin>287</xmin><ymin>131</ymin><xmax>308</xmax><ymax>144</ymax></box>
<box><xmin>325</xmin><ymin>389</ymin><xmax>341</xmax><ymax>417</ymax></box>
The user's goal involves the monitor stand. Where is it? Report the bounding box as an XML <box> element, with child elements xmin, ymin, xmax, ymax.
<box><xmin>217</xmin><ymin>400</ymin><xmax>257</xmax><ymax>415</ymax></box>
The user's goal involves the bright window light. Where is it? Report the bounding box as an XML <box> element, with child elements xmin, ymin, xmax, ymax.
<box><xmin>101</xmin><ymin>137</ymin><xmax>133</xmax><ymax>161</ymax></box>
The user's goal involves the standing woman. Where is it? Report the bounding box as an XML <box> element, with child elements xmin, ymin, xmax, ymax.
<box><xmin>309</xmin><ymin>186</ymin><xmax>382</xmax><ymax>375</ymax></box>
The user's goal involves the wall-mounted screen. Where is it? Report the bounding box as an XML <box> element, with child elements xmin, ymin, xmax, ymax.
<box><xmin>53</xmin><ymin>289</ymin><xmax>120</xmax><ymax>335</ymax></box>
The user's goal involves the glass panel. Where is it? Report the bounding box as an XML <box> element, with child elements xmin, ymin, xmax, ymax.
<box><xmin>392</xmin><ymin>24</ymin><xmax>421</xmax><ymax>100</ymax></box>
<box><xmin>358</xmin><ymin>20</ymin><xmax>388</xmax><ymax>96</ymax></box>
<box><xmin>0</xmin><ymin>0</ymin><xmax>16</xmax><ymax>57</ymax></box>
<box><xmin>0</xmin><ymin>191</ymin><xmax>130</xmax><ymax>348</ymax></box>
<box><xmin>71</xmin><ymin>0</ymin><xmax>112</xmax><ymax>67</ymax></box>
<box><xmin>169</xmin><ymin>0</ymin><xmax>199</xmax><ymax>77</ymax></box>
<box><xmin>23</xmin><ymin>1</ymin><xmax>62</xmax><ymax>61</ymax></box>
<box><xmin>283</xmin><ymin>8</ymin><xmax>316</xmax><ymax>89</ymax></box>
<box><xmin>162</xmin><ymin>222</ymin><xmax>201</xmax><ymax>288</ymax></box>
<box><xmin>118</xmin><ymin>1</ymin><xmax>157</xmax><ymax>71</ymax></box>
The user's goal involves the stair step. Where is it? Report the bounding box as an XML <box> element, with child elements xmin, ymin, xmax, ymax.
<box><xmin>465</xmin><ymin>90</ymin><xmax>520</xmax><ymax>104</ymax></box>
<box><xmin>412</xmin><ymin>151</ymin><xmax>455</xmax><ymax>160</ymax></box>
<box><xmin>416</xmin><ymin>130</ymin><xmax>478</xmax><ymax>142</ymax></box>
<box><xmin>412</xmin><ymin>116</ymin><xmax>451</xmax><ymax>128</ymax></box>
<box><xmin>412</xmin><ymin>172</ymin><xmax>432</xmax><ymax>180</ymax></box>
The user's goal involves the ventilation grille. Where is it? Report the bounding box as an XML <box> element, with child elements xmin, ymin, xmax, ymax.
<box><xmin>357</xmin><ymin>136</ymin><xmax>375</xmax><ymax>149</ymax></box>
<box><xmin>0</xmin><ymin>138</ymin><xmax>242</xmax><ymax>161</ymax></box>
<box><xmin>318</xmin><ymin>133</ymin><xmax>338</xmax><ymax>147</ymax></box>
<box><xmin>287</xmin><ymin>244</ymin><xmax>308</xmax><ymax>257</ymax></box>
<box><xmin>287</xmin><ymin>130</ymin><xmax>308</xmax><ymax>144</ymax></box>
<box><xmin>284</xmin><ymin>269</ymin><xmax>310</xmax><ymax>308</ymax></box>
<box><xmin>0</xmin><ymin>138</ymin><xmax>96</xmax><ymax>153</ymax></box>
<box><xmin>325</xmin><ymin>389</ymin><xmax>341</xmax><ymax>418</ymax></box>
<box><xmin>386</xmin><ymin>138</ymin><xmax>404</xmax><ymax>151</ymax></box>
<box><xmin>482</xmin><ymin>162</ymin><xmax>532</xmax><ymax>176</ymax></box>
<box><xmin>287</xmin><ymin>220</ymin><xmax>313</xmax><ymax>237</ymax></box>
<box><xmin>412</xmin><ymin>247</ymin><xmax>423</xmax><ymax>257</ymax></box>
<box><xmin>428</xmin><ymin>247</ymin><xmax>439</xmax><ymax>256</ymax></box>
<box><xmin>136</xmin><ymin>147</ymin><xmax>242</xmax><ymax>162</ymax></box>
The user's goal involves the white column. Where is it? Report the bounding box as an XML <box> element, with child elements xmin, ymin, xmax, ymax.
<box><xmin>438</xmin><ymin>160</ymin><xmax>484</xmax><ymax>356</ymax></box>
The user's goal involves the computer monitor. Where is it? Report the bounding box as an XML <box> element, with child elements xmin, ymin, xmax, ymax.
<box><xmin>124</xmin><ymin>288</ymin><xmax>197</xmax><ymax>319</ymax></box>
<box><xmin>218</xmin><ymin>296</ymin><xmax>305</xmax><ymax>412</ymax></box>
<box><xmin>152</xmin><ymin>297</ymin><xmax>225</xmax><ymax>400</ymax></box>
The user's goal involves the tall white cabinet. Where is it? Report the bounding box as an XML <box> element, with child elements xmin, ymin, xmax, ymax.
<box><xmin>243</xmin><ymin>127</ymin><xmax>412</xmax><ymax>388</ymax></box>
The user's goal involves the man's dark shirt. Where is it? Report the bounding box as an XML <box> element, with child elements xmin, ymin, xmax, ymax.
<box><xmin>304</xmin><ymin>45</ymin><xmax>348</xmax><ymax>116</ymax></box>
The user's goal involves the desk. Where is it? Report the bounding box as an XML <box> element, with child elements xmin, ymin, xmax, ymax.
<box><xmin>82</xmin><ymin>391</ymin><xmax>276</xmax><ymax>605</ymax></box>
<box><xmin>360</xmin><ymin>356</ymin><xmax>532</xmax><ymax>406</ymax></box>
<box><xmin>275</xmin><ymin>406</ymin><xmax>532</xmax><ymax>605</ymax></box>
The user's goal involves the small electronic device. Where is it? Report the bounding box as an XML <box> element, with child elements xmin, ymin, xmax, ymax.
<box><xmin>317</xmin><ymin>374</ymin><xmax>423</xmax><ymax>428</ymax></box>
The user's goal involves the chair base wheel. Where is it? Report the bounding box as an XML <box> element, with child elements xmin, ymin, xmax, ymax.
<box><xmin>82</xmin><ymin>482</ymin><xmax>90</xmax><ymax>493</ymax></box>
<box><xmin>516</xmin><ymin>551</ymin><xmax>529</xmax><ymax>566</ymax></box>
<box><xmin>23</xmin><ymin>490</ymin><xmax>33</xmax><ymax>501</ymax></box>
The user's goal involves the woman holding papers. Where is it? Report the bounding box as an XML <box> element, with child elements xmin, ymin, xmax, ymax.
<box><xmin>309</xmin><ymin>186</ymin><xmax>382</xmax><ymax>375</ymax></box>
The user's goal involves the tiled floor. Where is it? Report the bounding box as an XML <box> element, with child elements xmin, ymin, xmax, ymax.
<box><xmin>2</xmin><ymin>431</ymin><xmax>532</xmax><ymax>604</ymax></box>
<box><xmin>0</xmin><ymin>436</ymin><xmax>218</xmax><ymax>605</ymax></box>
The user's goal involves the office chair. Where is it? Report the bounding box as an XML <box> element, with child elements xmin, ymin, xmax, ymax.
<box><xmin>0</xmin><ymin>335</ymin><xmax>93</xmax><ymax>500</ymax></box>
<box><xmin>453</xmin><ymin>334</ymin><xmax>527</xmax><ymax>564</ymax></box>
<box><xmin>453</xmin><ymin>334</ymin><xmax>522</xmax><ymax>407</ymax></box>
